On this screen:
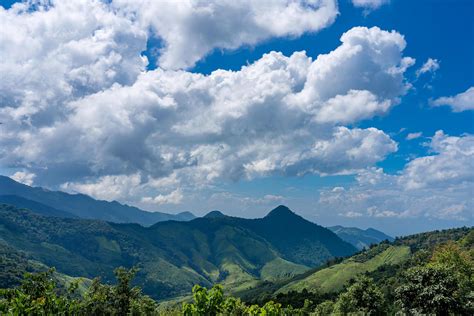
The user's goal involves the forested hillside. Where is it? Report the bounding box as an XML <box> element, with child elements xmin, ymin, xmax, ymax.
<box><xmin>0</xmin><ymin>204</ymin><xmax>355</xmax><ymax>300</ymax></box>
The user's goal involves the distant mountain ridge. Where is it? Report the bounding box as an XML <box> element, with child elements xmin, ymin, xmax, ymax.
<box><xmin>0</xmin><ymin>175</ymin><xmax>195</xmax><ymax>225</ymax></box>
<box><xmin>0</xmin><ymin>204</ymin><xmax>357</xmax><ymax>300</ymax></box>
<box><xmin>328</xmin><ymin>225</ymin><xmax>394</xmax><ymax>250</ymax></box>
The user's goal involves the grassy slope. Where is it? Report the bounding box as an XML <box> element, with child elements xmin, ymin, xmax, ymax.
<box><xmin>277</xmin><ymin>245</ymin><xmax>411</xmax><ymax>294</ymax></box>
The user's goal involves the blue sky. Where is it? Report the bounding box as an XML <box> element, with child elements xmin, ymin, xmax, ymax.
<box><xmin>0</xmin><ymin>0</ymin><xmax>473</xmax><ymax>235</ymax></box>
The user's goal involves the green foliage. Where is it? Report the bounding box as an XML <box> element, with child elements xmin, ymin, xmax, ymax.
<box><xmin>333</xmin><ymin>276</ymin><xmax>386</xmax><ymax>315</ymax></box>
<box><xmin>182</xmin><ymin>284</ymin><xmax>285</xmax><ymax>315</ymax></box>
<box><xmin>395</xmin><ymin>240</ymin><xmax>474</xmax><ymax>315</ymax></box>
<box><xmin>0</xmin><ymin>267</ymin><xmax>158</xmax><ymax>315</ymax></box>
<box><xmin>313</xmin><ymin>300</ymin><xmax>335</xmax><ymax>315</ymax></box>
<box><xmin>183</xmin><ymin>284</ymin><xmax>226</xmax><ymax>315</ymax></box>
<box><xmin>0</xmin><ymin>268</ymin><xmax>82</xmax><ymax>315</ymax></box>
<box><xmin>395</xmin><ymin>265</ymin><xmax>462</xmax><ymax>314</ymax></box>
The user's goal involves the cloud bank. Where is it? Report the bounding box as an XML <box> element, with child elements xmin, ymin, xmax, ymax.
<box><xmin>0</xmin><ymin>5</ymin><xmax>412</xmax><ymax>203</ymax></box>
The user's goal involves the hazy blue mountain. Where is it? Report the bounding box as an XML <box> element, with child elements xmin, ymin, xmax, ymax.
<box><xmin>0</xmin><ymin>195</ymin><xmax>76</xmax><ymax>218</ymax></box>
<box><xmin>328</xmin><ymin>225</ymin><xmax>394</xmax><ymax>250</ymax></box>
<box><xmin>0</xmin><ymin>204</ymin><xmax>356</xmax><ymax>300</ymax></box>
<box><xmin>0</xmin><ymin>175</ymin><xmax>194</xmax><ymax>226</ymax></box>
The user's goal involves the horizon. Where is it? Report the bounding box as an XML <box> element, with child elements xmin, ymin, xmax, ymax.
<box><xmin>1</xmin><ymin>0</ymin><xmax>473</xmax><ymax>236</ymax></box>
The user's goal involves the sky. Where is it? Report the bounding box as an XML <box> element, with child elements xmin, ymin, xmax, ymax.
<box><xmin>0</xmin><ymin>0</ymin><xmax>473</xmax><ymax>236</ymax></box>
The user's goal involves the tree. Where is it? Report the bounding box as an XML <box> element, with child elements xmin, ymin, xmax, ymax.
<box><xmin>182</xmin><ymin>284</ymin><xmax>226</xmax><ymax>315</ymax></box>
<box><xmin>395</xmin><ymin>265</ymin><xmax>462</xmax><ymax>315</ymax></box>
<box><xmin>396</xmin><ymin>242</ymin><xmax>474</xmax><ymax>315</ymax></box>
<box><xmin>333</xmin><ymin>275</ymin><xmax>385</xmax><ymax>315</ymax></box>
<box><xmin>0</xmin><ymin>267</ymin><xmax>158</xmax><ymax>315</ymax></box>
<box><xmin>313</xmin><ymin>300</ymin><xmax>335</xmax><ymax>316</ymax></box>
<box><xmin>0</xmin><ymin>268</ymin><xmax>81</xmax><ymax>315</ymax></box>
<box><xmin>83</xmin><ymin>267</ymin><xmax>158</xmax><ymax>316</ymax></box>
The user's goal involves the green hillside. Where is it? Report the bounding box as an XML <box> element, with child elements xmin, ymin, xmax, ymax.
<box><xmin>0</xmin><ymin>204</ymin><xmax>355</xmax><ymax>300</ymax></box>
<box><xmin>277</xmin><ymin>245</ymin><xmax>410</xmax><ymax>293</ymax></box>
<box><xmin>235</xmin><ymin>226</ymin><xmax>473</xmax><ymax>309</ymax></box>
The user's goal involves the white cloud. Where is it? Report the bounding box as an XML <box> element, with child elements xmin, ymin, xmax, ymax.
<box><xmin>431</xmin><ymin>87</ymin><xmax>474</xmax><ymax>112</ymax></box>
<box><xmin>113</xmin><ymin>0</ymin><xmax>339</xmax><ymax>69</ymax></box>
<box><xmin>406</xmin><ymin>132</ymin><xmax>422</xmax><ymax>140</ymax></box>
<box><xmin>352</xmin><ymin>0</ymin><xmax>389</xmax><ymax>10</ymax></box>
<box><xmin>11</xmin><ymin>171</ymin><xmax>36</xmax><ymax>186</ymax></box>
<box><xmin>416</xmin><ymin>58</ymin><xmax>440</xmax><ymax>77</ymax></box>
<box><xmin>142</xmin><ymin>189</ymin><xmax>184</xmax><ymax>205</ymax></box>
<box><xmin>0</xmin><ymin>0</ymin><xmax>148</xmax><ymax>124</ymax></box>
<box><xmin>61</xmin><ymin>174</ymin><xmax>142</xmax><ymax>201</ymax></box>
<box><xmin>319</xmin><ymin>132</ymin><xmax>474</xmax><ymax>222</ymax></box>
<box><xmin>399</xmin><ymin>130</ymin><xmax>474</xmax><ymax>189</ymax></box>
<box><xmin>0</xmin><ymin>2</ymin><xmax>414</xmax><ymax>205</ymax></box>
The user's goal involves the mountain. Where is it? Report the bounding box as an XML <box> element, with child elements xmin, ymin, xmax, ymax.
<box><xmin>328</xmin><ymin>225</ymin><xmax>394</xmax><ymax>250</ymax></box>
<box><xmin>236</xmin><ymin>206</ymin><xmax>357</xmax><ymax>266</ymax></box>
<box><xmin>0</xmin><ymin>204</ymin><xmax>356</xmax><ymax>300</ymax></box>
<box><xmin>0</xmin><ymin>195</ymin><xmax>76</xmax><ymax>218</ymax></box>
<box><xmin>0</xmin><ymin>175</ymin><xmax>195</xmax><ymax>226</ymax></box>
<box><xmin>203</xmin><ymin>210</ymin><xmax>226</xmax><ymax>218</ymax></box>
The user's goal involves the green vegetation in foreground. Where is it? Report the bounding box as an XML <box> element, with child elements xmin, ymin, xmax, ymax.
<box><xmin>1</xmin><ymin>227</ymin><xmax>472</xmax><ymax>315</ymax></box>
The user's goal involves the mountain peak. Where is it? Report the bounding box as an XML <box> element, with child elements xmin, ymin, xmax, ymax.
<box><xmin>265</xmin><ymin>205</ymin><xmax>296</xmax><ymax>218</ymax></box>
<box><xmin>204</xmin><ymin>210</ymin><xmax>226</xmax><ymax>218</ymax></box>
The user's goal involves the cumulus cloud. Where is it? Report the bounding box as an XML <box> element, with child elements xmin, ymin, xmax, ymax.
<box><xmin>1</xmin><ymin>25</ymin><xmax>413</xmax><ymax>203</ymax></box>
<box><xmin>399</xmin><ymin>130</ymin><xmax>474</xmax><ymax>189</ymax></box>
<box><xmin>113</xmin><ymin>0</ymin><xmax>339</xmax><ymax>69</ymax></box>
<box><xmin>416</xmin><ymin>58</ymin><xmax>440</xmax><ymax>77</ymax></box>
<box><xmin>319</xmin><ymin>131</ymin><xmax>474</xmax><ymax>222</ymax></box>
<box><xmin>0</xmin><ymin>1</ymin><xmax>414</xmax><ymax>204</ymax></box>
<box><xmin>431</xmin><ymin>87</ymin><xmax>474</xmax><ymax>112</ymax></box>
<box><xmin>0</xmin><ymin>0</ymin><xmax>148</xmax><ymax>124</ymax></box>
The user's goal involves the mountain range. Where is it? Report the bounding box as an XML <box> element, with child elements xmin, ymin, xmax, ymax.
<box><xmin>0</xmin><ymin>203</ymin><xmax>358</xmax><ymax>300</ymax></box>
<box><xmin>0</xmin><ymin>176</ymin><xmax>392</xmax><ymax>247</ymax></box>
<box><xmin>0</xmin><ymin>175</ymin><xmax>194</xmax><ymax>225</ymax></box>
